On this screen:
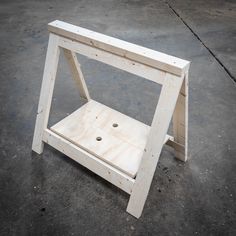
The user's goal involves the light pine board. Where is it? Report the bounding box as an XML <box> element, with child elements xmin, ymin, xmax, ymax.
<box><xmin>59</xmin><ymin>36</ymin><xmax>166</xmax><ymax>85</ymax></box>
<box><xmin>126</xmin><ymin>73</ymin><xmax>184</xmax><ymax>218</ymax></box>
<box><xmin>32</xmin><ymin>33</ymin><xmax>60</xmax><ymax>154</ymax></box>
<box><xmin>51</xmin><ymin>100</ymin><xmax>149</xmax><ymax>178</ymax></box>
<box><xmin>51</xmin><ymin>100</ymin><xmax>170</xmax><ymax>178</ymax></box>
<box><xmin>48</xmin><ymin>20</ymin><xmax>190</xmax><ymax>76</ymax></box>
<box><xmin>63</xmin><ymin>48</ymin><xmax>91</xmax><ymax>100</ymax></box>
<box><xmin>173</xmin><ymin>73</ymin><xmax>188</xmax><ymax>161</ymax></box>
<box><xmin>43</xmin><ymin>129</ymin><xmax>135</xmax><ymax>194</ymax></box>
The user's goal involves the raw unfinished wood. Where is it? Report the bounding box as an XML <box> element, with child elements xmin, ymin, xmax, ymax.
<box><xmin>126</xmin><ymin>73</ymin><xmax>184</xmax><ymax>218</ymax></box>
<box><xmin>59</xmin><ymin>36</ymin><xmax>166</xmax><ymax>85</ymax></box>
<box><xmin>173</xmin><ymin>73</ymin><xmax>188</xmax><ymax>161</ymax></box>
<box><xmin>32</xmin><ymin>20</ymin><xmax>190</xmax><ymax>219</ymax></box>
<box><xmin>51</xmin><ymin>100</ymin><xmax>171</xmax><ymax>178</ymax></box>
<box><xmin>63</xmin><ymin>48</ymin><xmax>90</xmax><ymax>100</ymax></box>
<box><xmin>49</xmin><ymin>20</ymin><xmax>190</xmax><ymax>76</ymax></box>
<box><xmin>43</xmin><ymin>129</ymin><xmax>135</xmax><ymax>194</ymax></box>
<box><xmin>32</xmin><ymin>33</ymin><xmax>60</xmax><ymax>154</ymax></box>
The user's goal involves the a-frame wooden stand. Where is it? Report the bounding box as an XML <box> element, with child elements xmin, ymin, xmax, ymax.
<box><xmin>32</xmin><ymin>20</ymin><xmax>190</xmax><ymax>218</ymax></box>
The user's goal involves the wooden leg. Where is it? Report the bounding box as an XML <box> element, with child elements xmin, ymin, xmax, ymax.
<box><xmin>63</xmin><ymin>49</ymin><xmax>90</xmax><ymax>101</ymax></box>
<box><xmin>126</xmin><ymin>73</ymin><xmax>184</xmax><ymax>218</ymax></box>
<box><xmin>173</xmin><ymin>73</ymin><xmax>188</xmax><ymax>162</ymax></box>
<box><xmin>32</xmin><ymin>33</ymin><xmax>60</xmax><ymax>154</ymax></box>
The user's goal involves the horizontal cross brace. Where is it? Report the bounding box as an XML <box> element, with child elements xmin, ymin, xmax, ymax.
<box><xmin>48</xmin><ymin>20</ymin><xmax>190</xmax><ymax>76</ymax></box>
<box><xmin>58</xmin><ymin>36</ymin><xmax>166</xmax><ymax>85</ymax></box>
<box><xmin>43</xmin><ymin>129</ymin><xmax>135</xmax><ymax>194</ymax></box>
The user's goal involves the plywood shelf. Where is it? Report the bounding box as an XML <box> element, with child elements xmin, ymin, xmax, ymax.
<box><xmin>51</xmin><ymin>100</ymin><xmax>149</xmax><ymax>178</ymax></box>
<box><xmin>51</xmin><ymin>100</ymin><xmax>171</xmax><ymax>178</ymax></box>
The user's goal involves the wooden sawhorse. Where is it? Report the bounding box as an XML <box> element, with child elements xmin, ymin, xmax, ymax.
<box><xmin>32</xmin><ymin>20</ymin><xmax>190</xmax><ymax>218</ymax></box>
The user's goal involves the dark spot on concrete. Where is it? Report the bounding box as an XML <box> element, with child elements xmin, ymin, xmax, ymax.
<box><xmin>163</xmin><ymin>167</ymin><xmax>168</xmax><ymax>172</ymax></box>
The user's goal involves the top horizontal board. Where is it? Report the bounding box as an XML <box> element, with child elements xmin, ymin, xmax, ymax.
<box><xmin>48</xmin><ymin>20</ymin><xmax>190</xmax><ymax>76</ymax></box>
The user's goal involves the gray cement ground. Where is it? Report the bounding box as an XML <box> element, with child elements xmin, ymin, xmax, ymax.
<box><xmin>0</xmin><ymin>0</ymin><xmax>236</xmax><ymax>235</ymax></box>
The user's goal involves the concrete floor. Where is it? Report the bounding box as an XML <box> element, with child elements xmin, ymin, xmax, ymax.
<box><xmin>0</xmin><ymin>0</ymin><xmax>236</xmax><ymax>235</ymax></box>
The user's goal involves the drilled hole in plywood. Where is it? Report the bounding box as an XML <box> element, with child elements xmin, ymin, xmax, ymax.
<box><xmin>96</xmin><ymin>137</ymin><xmax>102</xmax><ymax>141</ymax></box>
<box><xmin>112</xmin><ymin>123</ymin><xmax>118</xmax><ymax>128</ymax></box>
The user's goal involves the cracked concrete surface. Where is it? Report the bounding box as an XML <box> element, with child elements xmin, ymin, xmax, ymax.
<box><xmin>0</xmin><ymin>0</ymin><xmax>236</xmax><ymax>235</ymax></box>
